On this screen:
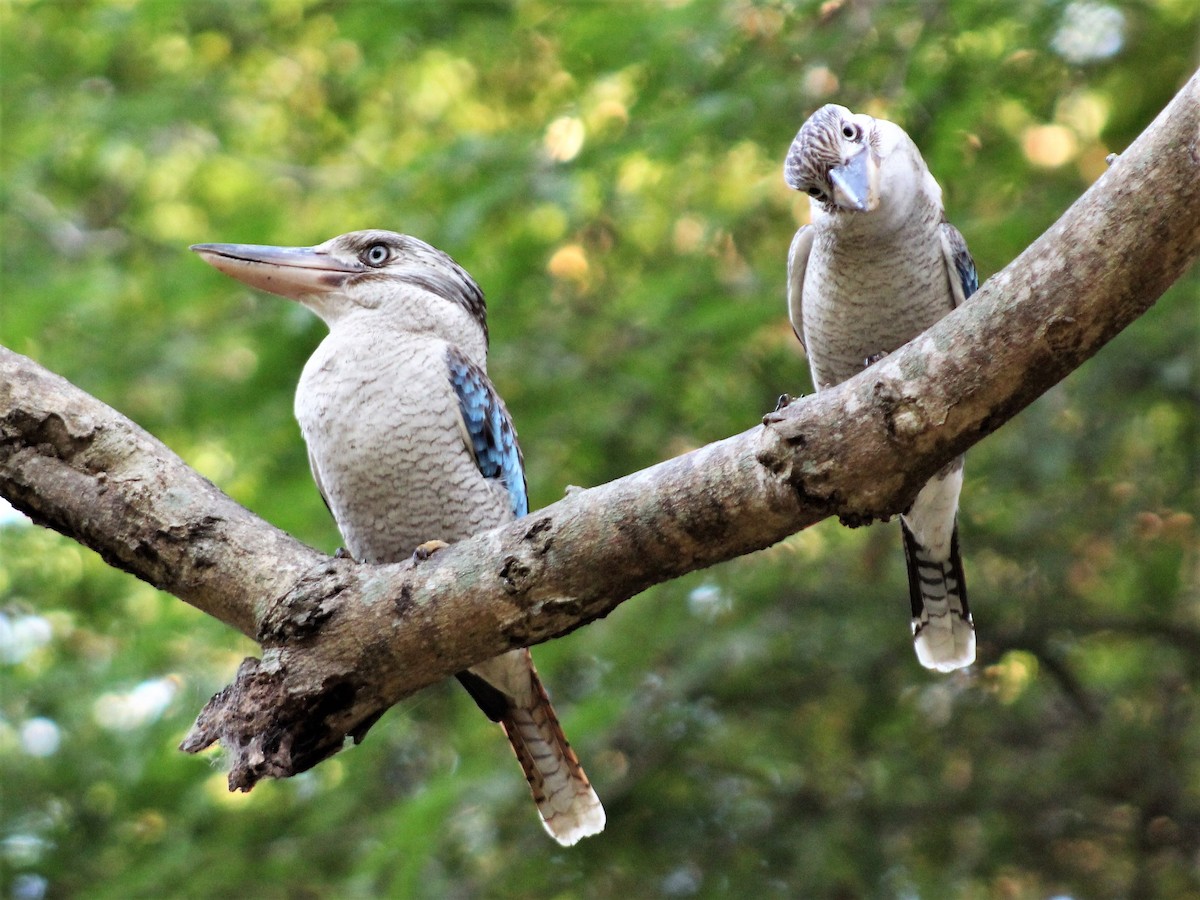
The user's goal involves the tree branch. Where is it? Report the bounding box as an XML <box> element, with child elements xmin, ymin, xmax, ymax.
<box><xmin>2</xmin><ymin>72</ymin><xmax>1197</xmax><ymax>790</ymax></box>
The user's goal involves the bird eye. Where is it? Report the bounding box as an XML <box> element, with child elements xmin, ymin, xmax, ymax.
<box><xmin>842</xmin><ymin>123</ymin><xmax>861</xmax><ymax>141</ymax></box>
<box><xmin>807</xmin><ymin>186</ymin><xmax>825</xmax><ymax>199</ymax></box>
<box><xmin>363</xmin><ymin>243</ymin><xmax>390</xmax><ymax>266</ymax></box>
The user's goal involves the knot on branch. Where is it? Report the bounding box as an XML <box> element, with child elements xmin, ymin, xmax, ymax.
<box><xmin>499</xmin><ymin>515</ymin><xmax>555</xmax><ymax>595</ymax></box>
<box><xmin>1</xmin><ymin>407</ymin><xmax>100</xmax><ymax>462</ymax></box>
<box><xmin>1039</xmin><ymin>314</ymin><xmax>1081</xmax><ymax>356</ymax></box>
<box><xmin>258</xmin><ymin>558</ymin><xmax>356</xmax><ymax>644</ymax></box>
<box><xmin>757</xmin><ymin>387</ymin><xmax>930</xmax><ymax>530</ymax></box>
<box><xmin>756</xmin><ymin>403</ymin><xmax>841</xmax><ymax>515</ymax></box>
<box><xmin>758</xmin><ymin>405</ymin><xmax>806</xmax><ymax>481</ymax></box>
<box><xmin>872</xmin><ymin>376</ymin><xmax>945</xmax><ymax>442</ymax></box>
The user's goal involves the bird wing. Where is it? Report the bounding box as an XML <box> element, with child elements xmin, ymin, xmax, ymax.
<box><xmin>786</xmin><ymin>224</ymin><xmax>814</xmax><ymax>349</ymax></box>
<box><xmin>939</xmin><ymin>222</ymin><xmax>978</xmax><ymax>306</ymax></box>
<box><xmin>306</xmin><ymin>447</ymin><xmax>335</xmax><ymax>516</ymax></box>
<box><xmin>446</xmin><ymin>346</ymin><xmax>529</xmax><ymax>519</ymax></box>
<box><xmin>445</xmin><ymin>348</ymin><xmax>604</xmax><ymax>844</ymax></box>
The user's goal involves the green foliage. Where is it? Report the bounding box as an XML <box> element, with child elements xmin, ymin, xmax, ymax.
<box><xmin>2</xmin><ymin>1</ymin><xmax>1198</xmax><ymax>896</ymax></box>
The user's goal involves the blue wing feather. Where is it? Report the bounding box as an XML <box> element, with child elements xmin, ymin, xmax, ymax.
<box><xmin>941</xmin><ymin>222</ymin><xmax>978</xmax><ymax>304</ymax></box>
<box><xmin>446</xmin><ymin>347</ymin><xmax>528</xmax><ymax>519</ymax></box>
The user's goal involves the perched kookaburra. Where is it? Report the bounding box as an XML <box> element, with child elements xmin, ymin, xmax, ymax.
<box><xmin>783</xmin><ymin>105</ymin><xmax>979</xmax><ymax>672</ymax></box>
<box><xmin>192</xmin><ymin>230</ymin><xmax>604</xmax><ymax>844</ymax></box>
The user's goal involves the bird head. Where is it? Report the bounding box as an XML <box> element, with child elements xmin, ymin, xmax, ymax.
<box><xmin>192</xmin><ymin>229</ymin><xmax>489</xmax><ymax>356</ymax></box>
<box><xmin>784</xmin><ymin>104</ymin><xmax>931</xmax><ymax>222</ymax></box>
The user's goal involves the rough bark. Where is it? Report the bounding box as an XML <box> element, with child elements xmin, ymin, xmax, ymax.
<box><xmin>1</xmin><ymin>72</ymin><xmax>1197</xmax><ymax>790</ymax></box>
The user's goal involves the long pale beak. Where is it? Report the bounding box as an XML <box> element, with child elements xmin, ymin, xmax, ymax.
<box><xmin>190</xmin><ymin>243</ymin><xmax>364</xmax><ymax>301</ymax></box>
<box><xmin>828</xmin><ymin>149</ymin><xmax>875</xmax><ymax>212</ymax></box>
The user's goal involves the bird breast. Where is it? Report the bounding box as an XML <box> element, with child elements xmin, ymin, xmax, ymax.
<box><xmin>802</xmin><ymin>218</ymin><xmax>953</xmax><ymax>389</ymax></box>
<box><xmin>295</xmin><ymin>322</ymin><xmax>512</xmax><ymax>563</ymax></box>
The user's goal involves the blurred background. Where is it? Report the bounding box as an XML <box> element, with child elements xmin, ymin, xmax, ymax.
<box><xmin>2</xmin><ymin>1</ymin><xmax>1197</xmax><ymax>897</ymax></box>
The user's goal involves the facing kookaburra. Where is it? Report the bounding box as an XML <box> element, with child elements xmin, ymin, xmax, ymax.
<box><xmin>191</xmin><ymin>230</ymin><xmax>604</xmax><ymax>845</ymax></box>
<box><xmin>783</xmin><ymin>104</ymin><xmax>979</xmax><ymax>672</ymax></box>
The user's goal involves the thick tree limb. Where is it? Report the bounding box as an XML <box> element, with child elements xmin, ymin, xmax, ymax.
<box><xmin>2</xmin><ymin>73</ymin><xmax>1197</xmax><ymax>790</ymax></box>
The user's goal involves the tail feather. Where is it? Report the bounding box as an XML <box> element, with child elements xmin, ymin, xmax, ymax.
<box><xmin>464</xmin><ymin>650</ymin><xmax>604</xmax><ymax>846</ymax></box>
<box><xmin>902</xmin><ymin>519</ymin><xmax>975</xmax><ymax>672</ymax></box>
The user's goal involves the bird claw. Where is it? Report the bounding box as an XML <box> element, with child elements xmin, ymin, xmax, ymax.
<box><xmin>864</xmin><ymin>351</ymin><xmax>889</xmax><ymax>367</ymax></box>
<box><xmin>334</xmin><ymin>547</ymin><xmax>356</xmax><ymax>561</ymax></box>
<box><xmin>763</xmin><ymin>393</ymin><xmax>804</xmax><ymax>426</ymax></box>
<box><xmin>412</xmin><ymin>539</ymin><xmax>450</xmax><ymax>562</ymax></box>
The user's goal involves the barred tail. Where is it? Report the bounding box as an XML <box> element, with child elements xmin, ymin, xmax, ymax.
<box><xmin>902</xmin><ymin>519</ymin><xmax>975</xmax><ymax>672</ymax></box>
<box><xmin>458</xmin><ymin>650</ymin><xmax>604</xmax><ymax>846</ymax></box>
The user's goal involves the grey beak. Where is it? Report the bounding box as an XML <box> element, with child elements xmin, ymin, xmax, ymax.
<box><xmin>190</xmin><ymin>243</ymin><xmax>364</xmax><ymax>301</ymax></box>
<box><xmin>828</xmin><ymin>149</ymin><xmax>873</xmax><ymax>212</ymax></box>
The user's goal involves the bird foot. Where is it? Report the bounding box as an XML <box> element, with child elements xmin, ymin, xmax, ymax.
<box><xmin>334</xmin><ymin>547</ymin><xmax>356</xmax><ymax>561</ymax></box>
<box><xmin>762</xmin><ymin>393</ymin><xmax>800</xmax><ymax>426</ymax></box>
<box><xmin>412</xmin><ymin>539</ymin><xmax>450</xmax><ymax>562</ymax></box>
<box><xmin>864</xmin><ymin>351</ymin><xmax>889</xmax><ymax>367</ymax></box>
